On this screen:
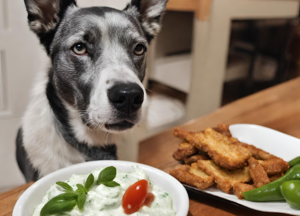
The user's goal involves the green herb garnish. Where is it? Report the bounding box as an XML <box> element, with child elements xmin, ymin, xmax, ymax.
<box><xmin>102</xmin><ymin>181</ymin><xmax>120</xmax><ymax>187</ymax></box>
<box><xmin>77</xmin><ymin>192</ymin><xmax>86</xmax><ymax>211</ymax></box>
<box><xmin>96</xmin><ymin>166</ymin><xmax>120</xmax><ymax>187</ymax></box>
<box><xmin>40</xmin><ymin>166</ymin><xmax>120</xmax><ymax>216</ymax></box>
<box><xmin>40</xmin><ymin>193</ymin><xmax>77</xmax><ymax>216</ymax></box>
<box><xmin>85</xmin><ymin>173</ymin><xmax>94</xmax><ymax>191</ymax></box>
<box><xmin>75</xmin><ymin>184</ymin><xmax>87</xmax><ymax>194</ymax></box>
<box><xmin>55</xmin><ymin>182</ymin><xmax>74</xmax><ymax>192</ymax></box>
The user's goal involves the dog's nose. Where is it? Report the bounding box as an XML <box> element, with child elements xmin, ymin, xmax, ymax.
<box><xmin>108</xmin><ymin>83</ymin><xmax>144</xmax><ymax>113</ymax></box>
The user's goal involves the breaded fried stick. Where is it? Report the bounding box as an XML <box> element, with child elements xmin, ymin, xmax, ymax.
<box><xmin>173</xmin><ymin>142</ymin><xmax>198</xmax><ymax>161</ymax></box>
<box><xmin>259</xmin><ymin>158</ymin><xmax>290</xmax><ymax>175</ymax></box>
<box><xmin>197</xmin><ymin>160</ymin><xmax>251</xmax><ymax>193</ymax></box>
<box><xmin>216</xmin><ymin>124</ymin><xmax>232</xmax><ymax>137</ymax></box>
<box><xmin>238</xmin><ymin>143</ymin><xmax>276</xmax><ymax>160</ymax></box>
<box><xmin>174</xmin><ymin>128</ymin><xmax>251</xmax><ymax>170</ymax></box>
<box><xmin>248</xmin><ymin>157</ymin><xmax>270</xmax><ymax>188</ymax></box>
<box><xmin>169</xmin><ymin>164</ymin><xmax>214</xmax><ymax>190</ymax></box>
<box><xmin>184</xmin><ymin>154</ymin><xmax>210</xmax><ymax>164</ymax></box>
<box><xmin>214</xmin><ymin>124</ymin><xmax>278</xmax><ymax>162</ymax></box>
<box><xmin>269</xmin><ymin>173</ymin><xmax>284</xmax><ymax>182</ymax></box>
<box><xmin>233</xmin><ymin>183</ymin><xmax>255</xmax><ymax>199</ymax></box>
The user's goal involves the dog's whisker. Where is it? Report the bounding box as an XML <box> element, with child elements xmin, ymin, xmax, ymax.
<box><xmin>92</xmin><ymin>123</ymin><xmax>100</xmax><ymax>133</ymax></box>
<box><xmin>96</xmin><ymin>122</ymin><xmax>103</xmax><ymax>133</ymax></box>
<box><xmin>146</xmin><ymin>88</ymin><xmax>153</xmax><ymax>93</ymax></box>
<box><xmin>105</xmin><ymin>132</ymin><xmax>110</xmax><ymax>144</ymax></box>
<box><xmin>84</xmin><ymin>119</ymin><xmax>94</xmax><ymax>129</ymax></box>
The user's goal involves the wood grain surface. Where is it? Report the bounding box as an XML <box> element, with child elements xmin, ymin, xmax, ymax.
<box><xmin>166</xmin><ymin>0</ymin><xmax>212</xmax><ymax>21</ymax></box>
<box><xmin>166</xmin><ymin>0</ymin><xmax>198</xmax><ymax>12</ymax></box>
<box><xmin>138</xmin><ymin>77</ymin><xmax>300</xmax><ymax>216</ymax></box>
<box><xmin>2</xmin><ymin>77</ymin><xmax>300</xmax><ymax>215</ymax></box>
<box><xmin>0</xmin><ymin>182</ymin><xmax>33</xmax><ymax>216</ymax></box>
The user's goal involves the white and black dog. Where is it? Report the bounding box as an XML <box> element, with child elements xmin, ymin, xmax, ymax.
<box><xmin>16</xmin><ymin>0</ymin><xmax>168</xmax><ymax>182</ymax></box>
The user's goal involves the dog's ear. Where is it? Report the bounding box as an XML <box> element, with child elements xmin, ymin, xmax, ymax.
<box><xmin>24</xmin><ymin>0</ymin><xmax>77</xmax><ymax>54</ymax></box>
<box><xmin>124</xmin><ymin>0</ymin><xmax>168</xmax><ymax>42</ymax></box>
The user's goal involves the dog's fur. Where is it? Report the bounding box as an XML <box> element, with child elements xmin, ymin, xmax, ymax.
<box><xmin>16</xmin><ymin>0</ymin><xmax>168</xmax><ymax>182</ymax></box>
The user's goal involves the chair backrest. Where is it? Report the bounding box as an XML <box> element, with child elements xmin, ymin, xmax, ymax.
<box><xmin>77</xmin><ymin>0</ymin><xmax>128</xmax><ymax>10</ymax></box>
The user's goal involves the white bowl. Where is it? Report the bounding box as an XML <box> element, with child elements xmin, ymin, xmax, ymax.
<box><xmin>13</xmin><ymin>160</ymin><xmax>189</xmax><ymax>216</ymax></box>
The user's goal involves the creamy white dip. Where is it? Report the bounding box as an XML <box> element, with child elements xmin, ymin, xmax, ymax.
<box><xmin>32</xmin><ymin>166</ymin><xmax>176</xmax><ymax>216</ymax></box>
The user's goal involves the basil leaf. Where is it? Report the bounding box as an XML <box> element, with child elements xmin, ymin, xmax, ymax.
<box><xmin>76</xmin><ymin>184</ymin><xmax>87</xmax><ymax>194</ymax></box>
<box><xmin>102</xmin><ymin>181</ymin><xmax>120</xmax><ymax>187</ymax></box>
<box><xmin>40</xmin><ymin>193</ymin><xmax>77</xmax><ymax>216</ymax></box>
<box><xmin>77</xmin><ymin>192</ymin><xmax>86</xmax><ymax>211</ymax></box>
<box><xmin>97</xmin><ymin>166</ymin><xmax>117</xmax><ymax>184</ymax></box>
<box><xmin>40</xmin><ymin>200</ymin><xmax>76</xmax><ymax>216</ymax></box>
<box><xmin>76</xmin><ymin>184</ymin><xmax>86</xmax><ymax>191</ymax></box>
<box><xmin>56</xmin><ymin>182</ymin><xmax>74</xmax><ymax>192</ymax></box>
<box><xmin>85</xmin><ymin>174</ymin><xmax>94</xmax><ymax>191</ymax></box>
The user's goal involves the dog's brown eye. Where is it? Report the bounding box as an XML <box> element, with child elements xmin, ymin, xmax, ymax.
<box><xmin>134</xmin><ymin>44</ymin><xmax>145</xmax><ymax>56</ymax></box>
<box><xmin>72</xmin><ymin>43</ymin><xmax>87</xmax><ymax>55</ymax></box>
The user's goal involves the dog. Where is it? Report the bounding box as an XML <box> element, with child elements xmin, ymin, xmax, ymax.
<box><xmin>16</xmin><ymin>0</ymin><xmax>168</xmax><ymax>182</ymax></box>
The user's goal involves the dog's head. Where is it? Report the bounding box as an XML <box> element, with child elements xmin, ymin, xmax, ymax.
<box><xmin>24</xmin><ymin>0</ymin><xmax>168</xmax><ymax>133</ymax></box>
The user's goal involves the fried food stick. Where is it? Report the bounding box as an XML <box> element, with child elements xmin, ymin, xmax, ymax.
<box><xmin>233</xmin><ymin>183</ymin><xmax>255</xmax><ymax>199</ymax></box>
<box><xmin>216</xmin><ymin>124</ymin><xmax>277</xmax><ymax>161</ymax></box>
<box><xmin>173</xmin><ymin>142</ymin><xmax>198</xmax><ymax>161</ymax></box>
<box><xmin>174</xmin><ymin>128</ymin><xmax>251</xmax><ymax>170</ymax></box>
<box><xmin>169</xmin><ymin>164</ymin><xmax>214</xmax><ymax>190</ymax></box>
<box><xmin>269</xmin><ymin>173</ymin><xmax>284</xmax><ymax>182</ymax></box>
<box><xmin>238</xmin><ymin>143</ymin><xmax>276</xmax><ymax>160</ymax></box>
<box><xmin>216</xmin><ymin>124</ymin><xmax>232</xmax><ymax>137</ymax></box>
<box><xmin>215</xmin><ymin>124</ymin><xmax>280</xmax><ymax>161</ymax></box>
<box><xmin>197</xmin><ymin>160</ymin><xmax>251</xmax><ymax>193</ymax></box>
<box><xmin>248</xmin><ymin>157</ymin><xmax>270</xmax><ymax>188</ymax></box>
<box><xmin>184</xmin><ymin>154</ymin><xmax>210</xmax><ymax>164</ymax></box>
<box><xmin>258</xmin><ymin>158</ymin><xmax>290</xmax><ymax>175</ymax></box>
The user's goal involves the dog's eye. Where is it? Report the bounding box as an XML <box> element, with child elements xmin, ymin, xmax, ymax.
<box><xmin>72</xmin><ymin>43</ymin><xmax>87</xmax><ymax>55</ymax></box>
<box><xmin>134</xmin><ymin>44</ymin><xmax>145</xmax><ymax>56</ymax></box>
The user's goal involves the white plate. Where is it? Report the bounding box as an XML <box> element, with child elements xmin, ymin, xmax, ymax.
<box><xmin>13</xmin><ymin>160</ymin><xmax>189</xmax><ymax>216</ymax></box>
<box><xmin>185</xmin><ymin>124</ymin><xmax>300</xmax><ymax>215</ymax></box>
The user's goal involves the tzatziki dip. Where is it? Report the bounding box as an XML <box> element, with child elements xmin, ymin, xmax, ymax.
<box><xmin>32</xmin><ymin>166</ymin><xmax>176</xmax><ymax>216</ymax></box>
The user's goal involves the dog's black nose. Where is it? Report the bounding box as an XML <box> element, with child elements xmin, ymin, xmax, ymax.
<box><xmin>108</xmin><ymin>83</ymin><xmax>144</xmax><ymax>113</ymax></box>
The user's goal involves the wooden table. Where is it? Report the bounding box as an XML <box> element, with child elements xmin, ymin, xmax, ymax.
<box><xmin>158</xmin><ymin>0</ymin><xmax>300</xmax><ymax>121</ymax></box>
<box><xmin>2</xmin><ymin>77</ymin><xmax>300</xmax><ymax>215</ymax></box>
<box><xmin>138</xmin><ymin>77</ymin><xmax>300</xmax><ymax>216</ymax></box>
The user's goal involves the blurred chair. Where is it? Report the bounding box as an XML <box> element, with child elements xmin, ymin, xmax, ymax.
<box><xmin>230</xmin><ymin>19</ymin><xmax>300</xmax><ymax>95</ymax></box>
<box><xmin>149</xmin><ymin>0</ymin><xmax>300</xmax><ymax>121</ymax></box>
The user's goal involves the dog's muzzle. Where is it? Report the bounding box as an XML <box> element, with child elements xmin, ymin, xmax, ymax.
<box><xmin>106</xmin><ymin>83</ymin><xmax>144</xmax><ymax>131</ymax></box>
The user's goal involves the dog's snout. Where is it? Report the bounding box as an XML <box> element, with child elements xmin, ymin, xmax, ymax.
<box><xmin>108</xmin><ymin>83</ymin><xmax>144</xmax><ymax>113</ymax></box>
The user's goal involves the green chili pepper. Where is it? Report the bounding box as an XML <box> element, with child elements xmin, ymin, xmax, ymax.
<box><xmin>289</xmin><ymin>156</ymin><xmax>300</xmax><ymax>167</ymax></box>
<box><xmin>243</xmin><ymin>164</ymin><xmax>300</xmax><ymax>202</ymax></box>
<box><xmin>280</xmin><ymin>180</ymin><xmax>300</xmax><ymax>210</ymax></box>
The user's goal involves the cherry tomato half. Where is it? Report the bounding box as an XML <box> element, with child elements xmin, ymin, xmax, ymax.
<box><xmin>144</xmin><ymin>192</ymin><xmax>155</xmax><ymax>207</ymax></box>
<box><xmin>122</xmin><ymin>179</ymin><xmax>149</xmax><ymax>214</ymax></box>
